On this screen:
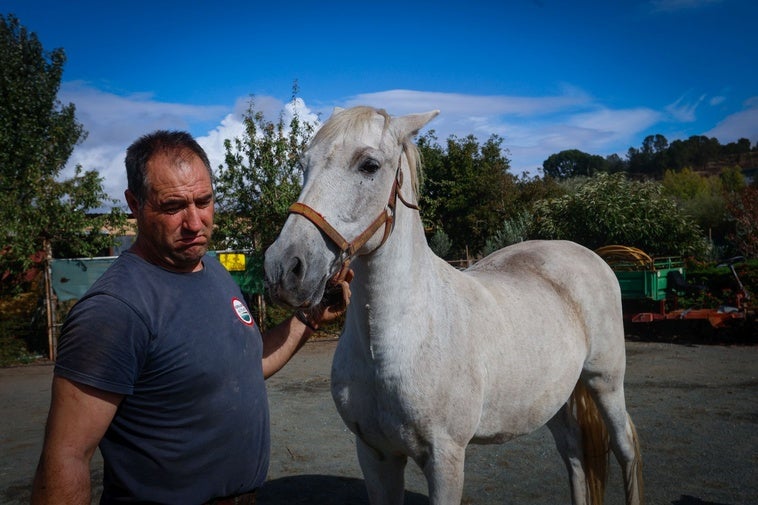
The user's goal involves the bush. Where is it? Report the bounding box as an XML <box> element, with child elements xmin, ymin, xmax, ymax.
<box><xmin>0</xmin><ymin>310</ymin><xmax>42</xmax><ymax>366</ymax></box>
<box><xmin>684</xmin><ymin>258</ymin><xmax>758</xmax><ymax>309</ymax></box>
<box><xmin>0</xmin><ymin>276</ymin><xmax>49</xmax><ymax>364</ymax></box>
<box><xmin>429</xmin><ymin>229</ymin><xmax>452</xmax><ymax>258</ymax></box>
<box><xmin>532</xmin><ymin>173</ymin><xmax>709</xmax><ymax>256</ymax></box>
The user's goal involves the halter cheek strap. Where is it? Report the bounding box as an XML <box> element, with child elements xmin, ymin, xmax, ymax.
<box><xmin>288</xmin><ymin>201</ymin><xmax>393</xmax><ymax>278</ymax></box>
<box><xmin>287</xmin><ymin>154</ymin><xmax>417</xmax><ymax>282</ymax></box>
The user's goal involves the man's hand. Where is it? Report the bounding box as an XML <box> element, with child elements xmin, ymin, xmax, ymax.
<box><xmin>298</xmin><ymin>269</ymin><xmax>354</xmax><ymax>330</ymax></box>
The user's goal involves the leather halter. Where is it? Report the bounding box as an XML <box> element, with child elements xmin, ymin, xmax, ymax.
<box><xmin>288</xmin><ymin>154</ymin><xmax>419</xmax><ymax>282</ymax></box>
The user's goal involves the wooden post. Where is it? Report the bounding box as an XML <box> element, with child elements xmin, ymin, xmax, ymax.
<box><xmin>43</xmin><ymin>240</ymin><xmax>57</xmax><ymax>361</ymax></box>
<box><xmin>257</xmin><ymin>294</ymin><xmax>266</xmax><ymax>331</ymax></box>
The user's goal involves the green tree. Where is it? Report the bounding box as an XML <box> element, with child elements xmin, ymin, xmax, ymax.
<box><xmin>428</xmin><ymin>228</ymin><xmax>452</xmax><ymax>258</ymax></box>
<box><xmin>418</xmin><ymin>132</ymin><xmax>515</xmax><ymax>257</ymax></box>
<box><xmin>626</xmin><ymin>134</ymin><xmax>669</xmax><ymax>177</ymax></box>
<box><xmin>604</xmin><ymin>153</ymin><xmax>628</xmax><ymax>173</ymax></box>
<box><xmin>480</xmin><ymin>210</ymin><xmax>532</xmax><ymax>257</ymax></box>
<box><xmin>687</xmin><ymin>135</ymin><xmax>721</xmax><ymax>168</ymax></box>
<box><xmin>722</xmin><ymin>138</ymin><xmax>752</xmax><ymax>156</ymax></box>
<box><xmin>662</xmin><ymin>168</ymin><xmax>727</xmax><ymax>236</ymax></box>
<box><xmin>213</xmin><ymin>92</ymin><xmax>315</xmax><ymax>254</ymax></box>
<box><xmin>542</xmin><ymin>149</ymin><xmax>608</xmax><ymax>179</ymax></box>
<box><xmin>665</xmin><ymin>135</ymin><xmax>723</xmax><ymax>171</ymax></box>
<box><xmin>719</xmin><ymin>165</ymin><xmax>746</xmax><ymax>194</ymax></box>
<box><xmin>511</xmin><ymin>172</ymin><xmax>565</xmax><ymax>204</ymax></box>
<box><xmin>532</xmin><ymin>173</ymin><xmax>708</xmax><ymax>256</ymax></box>
<box><xmin>212</xmin><ymin>90</ymin><xmax>317</xmax><ymax>328</ymax></box>
<box><xmin>0</xmin><ymin>14</ymin><xmax>125</xmax><ymax>293</ymax></box>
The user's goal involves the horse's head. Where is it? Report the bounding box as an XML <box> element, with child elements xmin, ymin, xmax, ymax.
<box><xmin>264</xmin><ymin>106</ymin><xmax>439</xmax><ymax>308</ymax></box>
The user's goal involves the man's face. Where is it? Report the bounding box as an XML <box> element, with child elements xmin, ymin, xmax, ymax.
<box><xmin>128</xmin><ymin>149</ymin><xmax>214</xmax><ymax>272</ymax></box>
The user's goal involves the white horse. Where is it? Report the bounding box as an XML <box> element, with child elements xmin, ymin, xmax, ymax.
<box><xmin>264</xmin><ymin>106</ymin><xmax>643</xmax><ymax>505</ymax></box>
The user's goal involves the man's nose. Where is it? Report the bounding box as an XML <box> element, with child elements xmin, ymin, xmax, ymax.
<box><xmin>183</xmin><ymin>205</ymin><xmax>203</xmax><ymax>230</ymax></box>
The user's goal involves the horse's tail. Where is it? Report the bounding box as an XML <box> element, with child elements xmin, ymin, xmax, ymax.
<box><xmin>570</xmin><ymin>381</ymin><xmax>610</xmax><ymax>505</ymax></box>
<box><xmin>625</xmin><ymin>414</ymin><xmax>645</xmax><ymax>505</ymax></box>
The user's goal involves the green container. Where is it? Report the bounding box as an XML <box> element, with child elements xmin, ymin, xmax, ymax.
<box><xmin>612</xmin><ymin>257</ymin><xmax>685</xmax><ymax>301</ymax></box>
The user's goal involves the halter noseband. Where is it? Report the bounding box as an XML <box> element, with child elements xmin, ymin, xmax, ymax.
<box><xmin>288</xmin><ymin>154</ymin><xmax>419</xmax><ymax>282</ymax></box>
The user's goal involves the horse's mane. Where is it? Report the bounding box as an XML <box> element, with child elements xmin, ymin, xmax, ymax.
<box><xmin>314</xmin><ymin>106</ymin><xmax>422</xmax><ymax>195</ymax></box>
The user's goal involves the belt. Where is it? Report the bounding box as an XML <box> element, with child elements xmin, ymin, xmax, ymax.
<box><xmin>204</xmin><ymin>490</ymin><xmax>257</xmax><ymax>505</ymax></box>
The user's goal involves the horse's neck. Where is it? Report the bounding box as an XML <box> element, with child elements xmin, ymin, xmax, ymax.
<box><xmin>370</xmin><ymin>199</ymin><xmax>430</xmax><ymax>280</ymax></box>
<box><xmin>347</xmin><ymin>201</ymin><xmax>436</xmax><ymax>343</ymax></box>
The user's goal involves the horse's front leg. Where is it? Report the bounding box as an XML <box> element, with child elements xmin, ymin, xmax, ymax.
<box><xmin>357</xmin><ymin>437</ymin><xmax>408</xmax><ymax>505</ymax></box>
<box><xmin>420</xmin><ymin>441</ymin><xmax>467</xmax><ymax>505</ymax></box>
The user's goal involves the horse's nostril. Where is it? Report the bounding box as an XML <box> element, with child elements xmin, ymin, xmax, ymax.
<box><xmin>290</xmin><ymin>257</ymin><xmax>303</xmax><ymax>280</ymax></box>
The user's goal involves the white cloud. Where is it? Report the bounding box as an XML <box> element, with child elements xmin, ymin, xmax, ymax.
<box><xmin>60</xmin><ymin>85</ymin><xmax>327</xmax><ymax>208</ymax></box>
<box><xmin>60</xmin><ymin>81</ymin><xmax>230</xmax><ymax>208</ymax></box>
<box><xmin>345</xmin><ymin>89</ymin><xmax>662</xmax><ymax>175</ymax></box>
<box><xmin>196</xmin><ymin>96</ymin><xmax>323</xmax><ymax>173</ymax></box>
<box><xmin>346</xmin><ymin>88</ymin><xmax>591</xmax><ymax>118</ymax></box>
<box><xmin>61</xmin><ymin>83</ymin><xmax>748</xmax><ymax>206</ymax></box>
<box><xmin>704</xmin><ymin>97</ymin><xmax>758</xmax><ymax>144</ymax></box>
<box><xmin>709</xmin><ymin>95</ymin><xmax>726</xmax><ymax>106</ymax></box>
<box><xmin>567</xmin><ymin>107</ymin><xmax>662</xmax><ymax>146</ymax></box>
<box><xmin>196</xmin><ymin>112</ymin><xmax>245</xmax><ymax>172</ymax></box>
<box><xmin>665</xmin><ymin>93</ymin><xmax>706</xmax><ymax>122</ymax></box>
<box><xmin>61</xmin><ymin>81</ymin><xmax>228</xmax><ymax>145</ymax></box>
<box><xmin>283</xmin><ymin>97</ymin><xmax>322</xmax><ymax>127</ymax></box>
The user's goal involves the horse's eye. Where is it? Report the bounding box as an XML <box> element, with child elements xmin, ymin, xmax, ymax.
<box><xmin>359</xmin><ymin>159</ymin><xmax>381</xmax><ymax>175</ymax></box>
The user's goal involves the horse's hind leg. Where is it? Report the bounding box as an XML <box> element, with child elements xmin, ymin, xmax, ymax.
<box><xmin>357</xmin><ymin>438</ymin><xmax>407</xmax><ymax>505</ymax></box>
<box><xmin>547</xmin><ymin>403</ymin><xmax>590</xmax><ymax>505</ymax></box>
<box><xmin>584</xmin><ymin>375</ymin><xmax>644</xmax><ymax>505</ymax></box>
<box><xmin>419</xmin><ymin>440</ymin><xmax>466</xmax><ymax>505</ymax></box>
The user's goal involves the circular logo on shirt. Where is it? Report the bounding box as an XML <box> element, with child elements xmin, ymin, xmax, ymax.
<box><xmin>232</xmin><ymin>297</ymin><xmax>254</xmax><ymax>326</ymax></box>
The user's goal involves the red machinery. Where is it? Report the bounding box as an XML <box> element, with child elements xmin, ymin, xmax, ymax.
<box><xmin>596</xmin><ymin>245</ymin><xmax>751</xmax><ymax>329</ymax></box>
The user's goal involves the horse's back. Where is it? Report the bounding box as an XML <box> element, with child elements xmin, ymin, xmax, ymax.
<box><xmin>469</xmin><ymin>240</ymin><xmax>620</xmax><ymax>311</ymax></box>
<box><xmin>471</xmin><ymin>240</ymin><xmax>613</xmax><ymax>281</ymax></box>
<box><xmin>468</xmin><ymin>240</ymin><xmax>625</xmax><ymax>361</ymax></box>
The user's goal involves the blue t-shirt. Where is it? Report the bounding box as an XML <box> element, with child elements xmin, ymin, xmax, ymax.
<box><xmin>55</xmin><ymin>251</ymin><xmax>269</xmax><ymax>504</ymax></box>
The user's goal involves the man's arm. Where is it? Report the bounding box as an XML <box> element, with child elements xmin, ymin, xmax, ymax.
<box><xmin>261</xmin><ymin>314</ymin><xmax>315</xmax><ymax>379</ymax></box>
<box><xmin>261</xmin><ymin>271</ymin><xmax>353</xmax><ymax>379</ymax></box>
<box><xmin>31</xmin><ymin>376</ymin><xmax>122</xmax><ymax>505</ymax></box>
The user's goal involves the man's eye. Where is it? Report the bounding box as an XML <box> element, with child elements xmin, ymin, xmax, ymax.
<box><xmin>158</xmin><ymin>202</ymin><xmax>185</xmax><ymax>214</ymax></box>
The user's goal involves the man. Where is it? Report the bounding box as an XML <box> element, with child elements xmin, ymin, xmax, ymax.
<box><xmin>31</xmin><ymin>130</ymin><xmax>350</xmax><ymax>504</ymax></box>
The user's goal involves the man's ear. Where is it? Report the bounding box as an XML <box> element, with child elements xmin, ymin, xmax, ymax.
<box><xmin>125</xmin><ymin>189</ymin><xmax>140</xmax><ymax>215</ymax></box>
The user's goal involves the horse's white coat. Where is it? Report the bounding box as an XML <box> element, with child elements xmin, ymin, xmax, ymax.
<box><xmin>264</xmin><ymin>107</ymin><xmax>643</xmax><ymax>505</ymax></box>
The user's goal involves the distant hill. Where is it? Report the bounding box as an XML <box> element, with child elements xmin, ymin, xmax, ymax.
<box><xmin>704</xmin><ymin>151</ymin><xmax>758</xmax><ymax>174</ymax></box>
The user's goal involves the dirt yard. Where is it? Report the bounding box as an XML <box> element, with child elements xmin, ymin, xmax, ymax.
<box><xmin>2</xmin><ymin>330</ymin><xmax>756</xmax><ymax>504</ymax></box>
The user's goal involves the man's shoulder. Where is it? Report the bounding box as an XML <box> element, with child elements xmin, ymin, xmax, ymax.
<box><xmin>88</xmin><ymin>252</ymin><xmax>157</xmax><ymax>291</ymax></box>
<box><xmin>202</xmin><ymin>254</ymin><xmax>239</xmax><ymax>284</ymax></box>
<box><xmin>202</xmin><ymin>253</ymin><xmax>226</xmax><ymax>271</ymax></box>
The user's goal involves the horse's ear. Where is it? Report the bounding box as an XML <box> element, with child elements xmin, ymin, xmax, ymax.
<box><xmin>332</xmin><ymin>106</ymin><xmax>345</xmax><ymax>116</ymax></box>
<box><xmin>392</xmin><ymin>110</ymin><xmax>440</xmax><ymax>139</ymax></box>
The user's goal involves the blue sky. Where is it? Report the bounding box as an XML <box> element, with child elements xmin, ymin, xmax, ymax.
<box><xmin>4</xmin><ymin>0</ymin><xmax>757</xmax><ymax>206</ymax></box>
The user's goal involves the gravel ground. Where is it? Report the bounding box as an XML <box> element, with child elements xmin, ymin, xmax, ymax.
<box><xmin>2</xmin><ymin>330</ymin><xmax>756</xmax><ymax>505</ymax></box>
